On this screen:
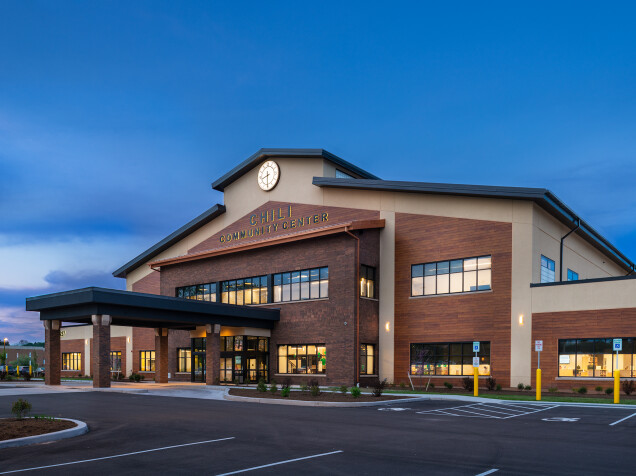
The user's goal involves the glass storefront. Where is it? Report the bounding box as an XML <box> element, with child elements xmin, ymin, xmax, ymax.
<box><xmin>410</xmin><ymin>342</ymin><xmax>490</xmax><ymax>376</ymax></box>
<box><xmin>558</xmin><ymin>338</ymin><xmax>635</xmax><ymax>378</ymax></box>
<box><xmin>219</xmin><ymin>336</ymin><xmax>269</xmax><ymax>384</ymax></box>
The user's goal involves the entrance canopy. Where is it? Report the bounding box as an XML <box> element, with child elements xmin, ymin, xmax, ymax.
<box><xmin>26</xmin><ymin>287</ymin><xmax>280</xmax><ymax>330</ymax></box>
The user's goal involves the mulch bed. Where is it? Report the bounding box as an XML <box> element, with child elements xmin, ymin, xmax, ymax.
<box><xmin>0</xmin><ymin>418</ymin><xmax>76</xmax><ymax>441</ymax></box>
<box><xmin>229</xmin><ymin>388</ymin><xmax>410</xmax><ymax>402</ymax></box>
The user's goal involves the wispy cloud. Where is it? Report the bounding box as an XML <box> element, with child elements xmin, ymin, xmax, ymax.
<box><xmin>0</xmin><ymin>306</ymin><xmax>45</xmax><ymax>344</ymax></box>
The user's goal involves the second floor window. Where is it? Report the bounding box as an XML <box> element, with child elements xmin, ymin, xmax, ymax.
<box><xmin>177</xmin><ymin>283</ymin><xmax>217</xmax><ymax>302</ymax></box>
<box><xmin>567</xmin><ymin>269</ymin><xmax>579</xmax><ymax>281</ymax></box>
<box><xmin>411</xmin><ymin>256</ymin><xmax>491</xmax><ymax>296</ymax></box>
<box><xmin>360</xmin><ymin>265</ymin><xmax>376</xmax><ymax>298</ymax></box>
<box><xmin>221</xmin><ymin>276</ymin><xmax>268</xmax><ymax>305</ymax></box>
<box><xmin>273</xmin><ymin>267</ymin><xmax>328</xmax><ymax>302</ymax></box>
<box><xmin>541</xmin><ymin>255</ymin><xmax>555</xmax><ymax>283</ymax></box>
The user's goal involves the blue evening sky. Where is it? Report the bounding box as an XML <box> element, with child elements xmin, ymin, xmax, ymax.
<box><xmin>1</xmin><ymin>2</ymin><xmax>635</xmax><ymax>342</ymax></box>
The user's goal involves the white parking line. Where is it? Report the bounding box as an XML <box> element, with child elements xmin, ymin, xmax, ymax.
<box><xmin>215</xmin><ymin>450</ymin><xmax>344</xmax><ymax>475</ymax></box>
<box><xmin>417</xmin><ymin>403</ymin><xmax>558</xmax><ymax>420</ymax></box>
<box><xmin>475</xmin><ymin>469</ymin><xmax>499</xmax><ymax>476</ymax></box>
<box><xmin>0</xmin><ymin>437</ymin><xmax>235</xmax><ymax>474</ymax></box>
<box><xmin>609</xmin><ymin>412</ymin><xmax>636</xmax><ymax>426</ymax></box>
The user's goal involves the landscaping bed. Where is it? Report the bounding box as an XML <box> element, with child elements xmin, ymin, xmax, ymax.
<box><xmin>0</xmin><ymin>418</ymin><xmax>77</xmax><ymax>441</ymax></box>
<box><xmin>229</xmin><ymin>388</ymin><xmax>410</xmax><ymax>402</ymax></box>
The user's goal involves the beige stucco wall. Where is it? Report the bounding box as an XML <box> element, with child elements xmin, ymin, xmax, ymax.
<box><xmin>532</xmin><ymin>279</ymin><xmax>636</xmax><ymax>313</ymax></box>
<box><xmin>531</xmin><ymin>205</ymin><xmax>624</xmax><ymax>283</ymax></box>
<box><xmin>378</xmin><ymin>210</ymin><xmax>395</xmax><ymax>383</ymax></box>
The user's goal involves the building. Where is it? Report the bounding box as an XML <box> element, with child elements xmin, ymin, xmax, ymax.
<box><xmin>27</xmin><ymin>149</ymin><xmax>636</xmax><ymax>389</ymax></box>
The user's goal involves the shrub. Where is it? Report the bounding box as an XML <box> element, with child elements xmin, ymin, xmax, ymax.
<box><xmin>605</xmin><ymin>387</ymin><xmax>613</xmax><ymax>395</ymax></box>
<box><xmin>595</xmin><ymin>386</ymin><xmax>603</xmax><ymax>392</ymax></box>
<box><xmin>281</xmin><ymin>378</ymin><xmax>291</xmax><ymax>390</ymax></box>
<box><xmin>300</xmin><ymin>383</ymin><xmax>309</xmax><ymax>392</ymax></box>
<box><xmin>485</xmin><ymin>377</ymin><xmax>497</xmax><ymax>391</ymax></box>
<box><xmin>339</xmin><ymin>385</ymin><xmax>348</xmax><ymax>394</ymax></box>
<box><xmin>22</xmin><ymin>372</ymin><xmax>31</xmax><ymax>381</ymax></box>
<box><xmin>351</xmin><ymin>386</ymin><xmax>361</xmax><ymax>398</ymax></box>
<box><xmin>281</xmin><ymin>387</ymin><xmax>291</xmax><ymax>398</ymax></box>
<box><xmin>11</xmin><ymin>398</ymin><xmax>32</xmax><ymax>420</ymax></box>
<box><xmin>462</xmin><ymin>377</ymin><xmax>473</xmax><ymax>392</ymax></box>
<box><xmin>428</xmin><ymin>382</ymin><xmax>435</xmax><ymax>389</ymax></box>
<box><xmin>443</xmin><ymin>381</ymin><xmax>453</xmax><ymax>390</ymax></box>
<box><xmin>399</xmin><ymin>382</ymin><xmax>407</xmax><ymax>389</ymax></box>
<box><xmin>496</xmin><ymin>384</ymin><xmax>502</xmax><ymax>391</ymax></box>
<box><xmin>524</xmin><ymin>385</ymin><xmax>532</xmax><ymax>391</ymax></box>
<box><xmin>622</xmin><ymin>380</ymin><xmax>635</xmax><ymax>396</ymax></box>
<box><xmin>372</xmin><ymin>378</ymin><xmax>388</xmax><ymax>397</ymax></box>
<box><xmin>548</xmin><ymin>387</ymin><xmax>558</xmax><ymax>393</ymax></box>
<box><xmin>256</xmin><ymin>378</ymin><xmax>267</xmax><ymax>392</ymax></box>
<box><xmin>310</xmin><ymin>385</ymin><xmax>321</xmax><ymax>397</ymax></box>
<box><xmin>517</xmin><ymin>383</ymin><xmax>524</xmax><ymax>390</ymax></box>
<box><xmin>269</xmin><ymin>379</ymin><xmax>278</xmax><ymax>394</ymax></box>
<box><xmin>0</xmin><ymin>371</ymin><xmax>6</xmax><ymax>381</ymax></box>
<box><xmin>577</xmin><ymin>386</ymin><xmax>587</xmax><ymax>394</ymax></box>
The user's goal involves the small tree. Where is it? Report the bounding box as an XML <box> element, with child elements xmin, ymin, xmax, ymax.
<box><xmin>12</xmin><ymin>398</ymin><xmax>32</xmax><ymax>420</ymax></box>
<box><xmin>0</xmin><ymin>351</ymin><xmax>6</xmax><ymax>366</ymax></box>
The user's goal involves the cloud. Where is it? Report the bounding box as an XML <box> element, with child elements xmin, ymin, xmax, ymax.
<box><xmin>0</xmin><ymin>306</ymin><xmax>45</xmax><ymax>344</ymax></box>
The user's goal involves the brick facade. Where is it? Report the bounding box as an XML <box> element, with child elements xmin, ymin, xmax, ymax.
<box><xmin>393</xmin><ymin>213</ymin><xmax>513</xmax><ymax>387</ymax></box>
<box><xmin>532</xmin><ymin>308</ymin><xmax>636</xmax><ymax>389</ymax></box>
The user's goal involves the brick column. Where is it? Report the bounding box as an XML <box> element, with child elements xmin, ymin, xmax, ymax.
<box><xmin>92</xmin><ymin>314</ymin><xmax>111</xmax><ymax>388</ymax></box>
<box><xmin>44</xmin><ymin>320</ymin><xmax>61</xmax><ymax>386</ymax></box>
<box><xmin>206</xmin><ymin>324</ymin><xmax>220</xmax><ymax>386</ymax></box>
<box><xmin>155</xmin><ymin>328</ymin><xmax>169</xmax><ymax>383</ymax></box>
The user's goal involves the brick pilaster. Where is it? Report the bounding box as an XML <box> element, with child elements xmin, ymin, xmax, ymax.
<box><xmin>206</xmin><ymin>324</ymin><xmax>220</xmax><ymax>385</ymax></box>
<box><xmin>44</xmin><ymin>320</ymin><xmax>61</xmax><ymax>385</ymax></box>
<box><xmin>155</xmin><ymin>329</ymin><xmax>169</xmax><ymax>383</ymax></box>
<box><xmin>92</xmin><ymin>314</ymin><xmax>111</xmax><ymax>388</ymax></box>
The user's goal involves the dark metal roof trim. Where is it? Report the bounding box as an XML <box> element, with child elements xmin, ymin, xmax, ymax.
<box><xmin>313</xmin><ymin>177</ymin><xmax>635</xmax><ymax>273</ymax></box>
<box><xmin>112</xmin><ymin>204</ymin><xmax>226</xmax><ymax>278</ymax></box>
<box><xmin>26</xmin><ymin>287</ymin><xmax>280</xmax><ymax>329</ymax></box>
<box><xmin>211</xmin><ymin>148</ymin><xmax>380</xmax><ymax>192</ymax></box>
<box><xmin>530</xmin><ymin>274</ymin><xmax>636</xmax><ymax>288</ymax></box>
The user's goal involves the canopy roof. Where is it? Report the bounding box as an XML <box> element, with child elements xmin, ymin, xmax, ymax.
<box><xmin>26</xmin><ymin>287</ymin><xmax>280</xmax><ymax>330</ymax></box>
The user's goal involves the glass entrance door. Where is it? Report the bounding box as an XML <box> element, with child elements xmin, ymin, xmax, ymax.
<box><xmin>191</xmin><ymin>337</ymin><xmax>206</xmax><ymax>383</ymax></box>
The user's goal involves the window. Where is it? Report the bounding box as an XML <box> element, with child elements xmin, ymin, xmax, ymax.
<box><xmin>273</xmin><ymin>267</ymin><xmax>328</xmax><ymax>302</ymax></box>
<box><xmin>335</xmin><ymin>169</ymin><xmax>354</xmax><ymax>179</ymax></box>
<box><xmin>540</xmin><ymin>255</ymin><xmax>555</xmax><ymax>283</ymax></box>
<box><xmin>140</xmin><ymin>351</ymin><xmax>155</xmax><ymax>372</ymax></box>
<box><xmin>220</xmin><ymin>276</ymin><xmax>268</xmax><ymax>305</ymax></box>
<box><xmin>176</xmin><ymin>283</ymin><xmax>218</xmax><ymax>302</ymax></box>
<box><xmin>360</xmin><ymin>344</ymin><xmax>375</xmax><ymax>375</ymax></box>
<box><xmin>558</xmin><ymin>338</ymin><xmax>635</xmax><ymax>378</ymax></box>
<box><xmin>410</xmin><ymin>342</ymin><xmax>490</xmax><ymax>376</ymax></box>
<box><xmin>110</xmin><ymin>351</ymin><xmax>122</xmax><ymax>372</ymax></box>
<box><xmin>411</xmin><ymin>256</ymin><xmax>491</xmax><ymax>296</ymax></box>
<box><xmin>62</xmin><ymin>352</ymin><xmax>81</xmax><ymax>371</ymax></box>
<box><xmin>278</xmin><ymin>345</ymin><xmax>326</xmax><ymax>374</ymax></box>
<box><xmin>177</xmin><ymin>348</ymin><xmax>191</xmax><ymax>372</ymax></box>
<box><xmin>360</xmin><ymin>265</ymin><xmax>376</xmax><ymax>298</ymax></box>
<box><xmin>567</xmin><ymin>269</ymin><xmax>579</xmax><ymax>281</ymax></box>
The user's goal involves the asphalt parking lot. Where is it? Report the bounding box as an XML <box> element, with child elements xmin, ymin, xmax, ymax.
<box><xmin>0</xmin><ymin>392</ymin><xmax>635</xmax><ymax>475</ymax></box>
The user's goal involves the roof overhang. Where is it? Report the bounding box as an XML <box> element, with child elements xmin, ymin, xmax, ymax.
<box><xmin>313</xmin><ymin>177</ymin><xmax>635</xmax><ymax>273</ymax></box>
<box><xmin>211</xmin><ymin>148</ymin><xmax>380</xmax><ymax>192</ymax></box>
<box><xmin>148</xmin><ymin>219</ymin><xmax>385</xmax><ymax>269</ymax></box>
<box><xmin>26</xmin><ymin>287</ymin><xmax>280</xmax><ymax>330</ymax></box>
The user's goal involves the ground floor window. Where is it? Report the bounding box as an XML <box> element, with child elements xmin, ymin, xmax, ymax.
<box><xmin>559</xmin><ymin>338</ymin><xmax>636</xmax><ymax>378</ymax></box>
<box><xmin>277</xmin><ymin>344</ymin><xmax>326</xmax><ymax>374</ymax></box>
<box><xmin>62</xmin><ymin>352</ymin><xmax>81</xmax><ymax>371</ymax></box>
<box><xmin>220</xmin><ymin>336</ymin><xmax>269</xmax><ymax>383</ymax></box>
<box><xmin>110</xmin><ymin>351</ymin><xmax>122</xmax><ymax>372</ymax></box>
<box><xmin>177</xmin><ymin>348</ymin><xmax>191</xmax><ymax>372</ymax></box>
<box><xmin>360</xmin><ymin>344</ymin><xmax>375</xmax><ymax>375</ymax></box>
<box><xmin>410</xmin><ymin>342</ymin><xmax>490</xmax><ymax>376</ymax></box>
<box><xmin>140</xmin><ymin>351</ymin><xmax>155</xmax><ymax>372</ymax></box>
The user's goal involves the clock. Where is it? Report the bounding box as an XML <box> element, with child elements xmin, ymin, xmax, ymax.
<box><xmin>257</xmin><ymin>160</ymin><xmax>280</xmax><ymax>191</ymax></box>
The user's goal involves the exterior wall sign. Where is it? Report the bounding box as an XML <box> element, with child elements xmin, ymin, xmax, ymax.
<box><xmin>613</xmin><ymin>338</ymin><xmax>622</xmax><ymax>351</ymax></box>
<box><xmin>535</xmin><ymin>340</ymin><xmax>543</xmax><ymax>352</ymax></box>
<box><xmin>219</xmin><ymin>205</ymin><xmax>329</xmax><ymax>243</ymax></box>
<box><xmin>473</xmin><ymin>341</ymin><xmax>480</xmax><ymax>353</ymax></box>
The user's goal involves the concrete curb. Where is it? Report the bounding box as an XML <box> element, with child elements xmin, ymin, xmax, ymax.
<box><xmin>0</xmin><ymin>418</ymin><xmax>88</xmax><ymax>449</ymax></box>
<box><xmin>223</xmin><ymin>390</ymin><xmax>430</xmax><ymax>407</ymax></box>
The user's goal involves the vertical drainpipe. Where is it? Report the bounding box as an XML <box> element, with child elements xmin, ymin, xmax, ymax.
<box><xmin>345</xmin><ymin>228</ymin><xmax>360</xmax><ymax>386</ymax></box>
<box><xmin>559</xmin><ymin>218</ymin><xmax>580</xmax><ymax>281</ymax></box>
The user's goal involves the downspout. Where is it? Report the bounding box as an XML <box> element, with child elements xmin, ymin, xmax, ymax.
<box><xmin>345</xmin><ymin>228</ymin><xmax>360</xmax><ymax>387</ymax></box>
<box><xmin>559</xmin><ymin>218</ymin><xmax>580</xmax><ymax>281</ymax></box>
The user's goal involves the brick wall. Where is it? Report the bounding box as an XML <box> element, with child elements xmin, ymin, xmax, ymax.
<box><xmin>393</xmin><ymin>213</ymin><xmax>512</xmax><ymax>387</ymax></box>
<box><xmin>59</xmin><ymin>339</ymin><xmax>85</xmax><ymax>376</ymax></box>
<box><xmin>532</xmin><ymin>308</ymin><xmax>636</xmax><ymax>389</ymax></box>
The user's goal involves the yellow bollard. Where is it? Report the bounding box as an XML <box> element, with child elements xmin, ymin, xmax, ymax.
<box><xmin>29</xmin><ymin>365</ymin><xmax>32</xmax><ymax>376</ymax></box>
<box><xmin>473</xmin><ymin>367</ymin><xmax>479</xmax><ymax>397</ymax></box>
<box><xmin>536</xmin><ymin>368</ymin><xmax>541</xmax><ymax>401</ymax></box>
<box><xmin>614</xmin><ymin>370</ymin><xmax>620</xmax><ymax>404</ymax></box>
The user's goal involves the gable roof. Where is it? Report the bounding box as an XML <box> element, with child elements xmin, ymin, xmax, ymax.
<box><xmin>210</xmin><ymin>148</ymin><xmax>380</xmax><ymax>192</ymax></box>
<box><xmin>313</xmin><ymin>177</ymin><xmax>635</xmax><ymax>273</ymax></box>
<box><xmin>112</xmin><ymin>204</ymin><xmax>226</xmax><ymax>278</ymax></box>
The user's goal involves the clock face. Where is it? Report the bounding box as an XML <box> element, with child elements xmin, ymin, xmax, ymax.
<box><xmin>257</xmin><ymin>160</ymin><xmax>280</xmax><ymax>191</ymax></box>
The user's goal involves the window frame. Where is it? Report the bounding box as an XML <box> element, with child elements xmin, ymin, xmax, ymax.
<box><xmin>411</xmin><ymin>256</ymin><xmax>492</xmax><ymax>297</ymax></box>
<box><xmin>139</xmin><ymin>350</ymin><xmax>156</xmax><ymax>372</ymax></box>
<box><xmin>273</xmin><ymin>267</ymin><xmax>328</xmax><ymax>303</ymax></box>
<box><xmin>360</xmin><ymin>344</ymin><xmax>376</xmax><ymax>375</ymax></box>
<box><xmin>360</xmin><ymin>265</ymin><xmax>376</xmax><ymax>299</ymax></box>
<box><xmin>177</xmin><ymin>347</ymin><xmax>191</xmax><ymax>373</ymax></box>
<box><xmin>409</xmin><ymin>341</ymin><xmax>491</xmax><ymax>376</ymax></box>
<box><xmin>567</xmin><ymin>269</ymin><xmax>579</xmax><ymax>281</ymax></box>
<box><xmin>558</xmin><ymin>338</ymin><xmax>635</xmax><ymax>378</ymax></box>
<box><xmin>540</xmin><ymin>255</ymin><xmax>556</xmax><ymax>283</ymax></box>
<box><xmin>277</xmin><ymin>344</ymin><xmax>327</xmax><ymax>374</ymax></box>
<box><xmin>109</xmin><ymin>351</ymin><xmax>122</xmax><ymax>372</ymax></box>
<box><xmin>62</xmin><ymin>352</ymin><xmax>81</xmax><ymax>371</ymax></box>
